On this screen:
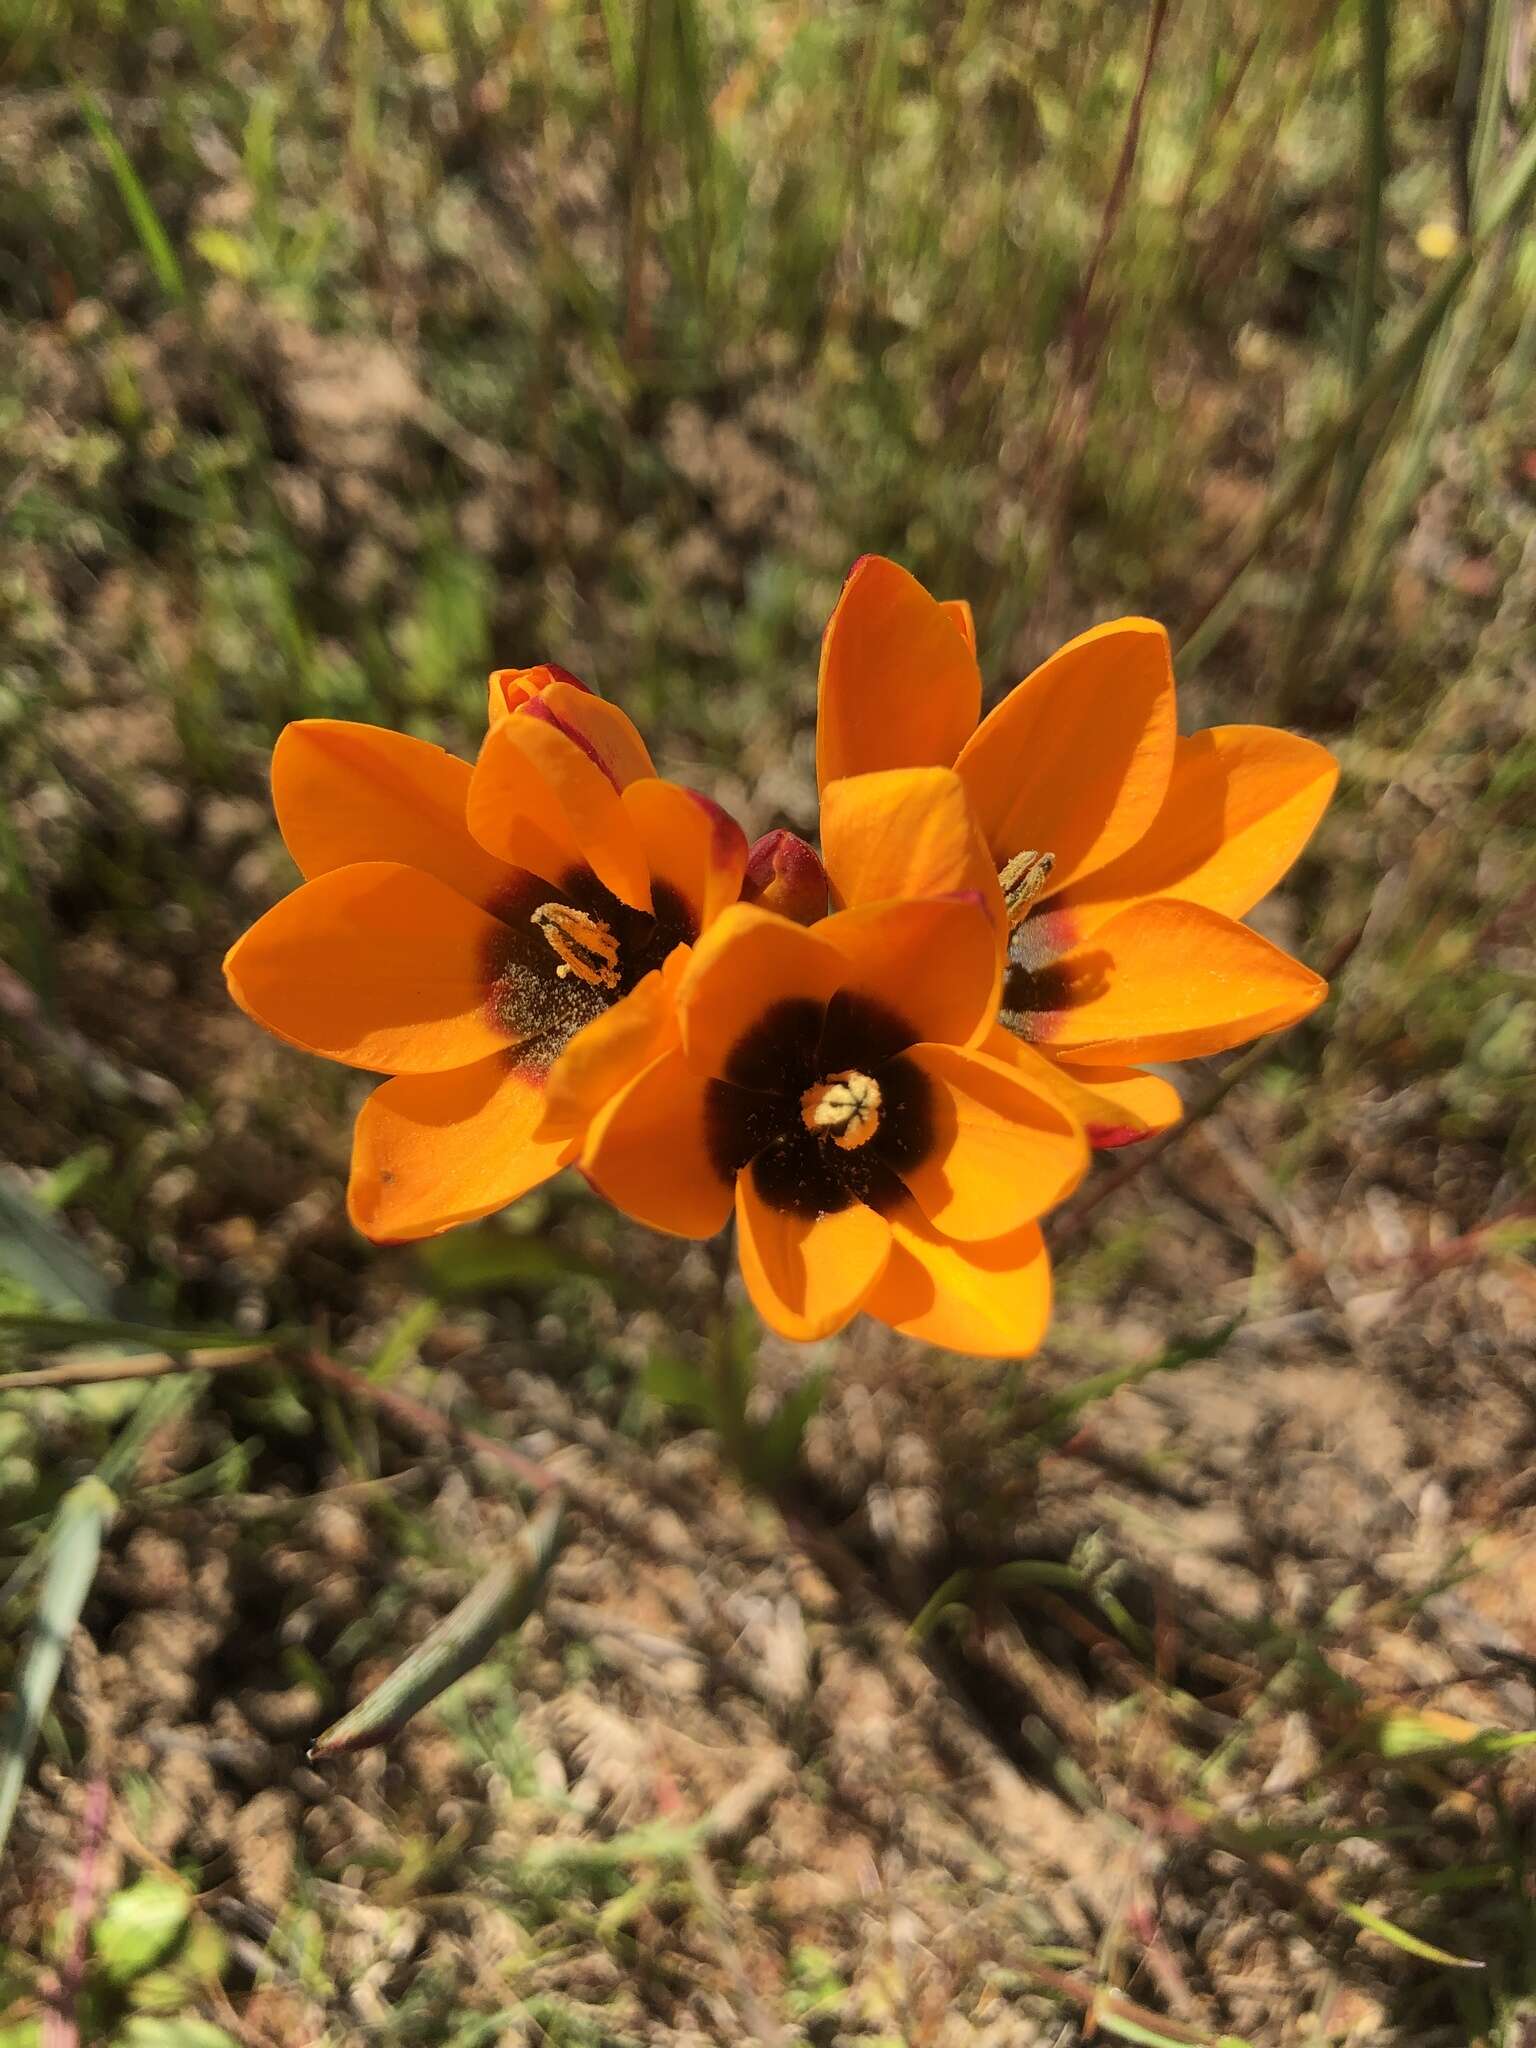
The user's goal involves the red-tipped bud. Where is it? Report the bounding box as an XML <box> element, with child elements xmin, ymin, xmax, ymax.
<box><xmin>742</xmin><ymin>829</ymin><xmax>828</xmax><ymax>926</ymax></box>
<box><xmin>487</xmin><ymin>662</ymin><xmax>591</xmax><ymax>727</ymax></box>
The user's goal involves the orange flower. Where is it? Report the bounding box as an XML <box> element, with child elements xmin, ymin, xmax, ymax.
<box><xmin>569</xmin><ymin>816</ymin><xmax>1089</xmax><ymax>1353</ymax></box>
<box><xmin>225</xmin><ymin>679</ymin><xmax>746</xmax><ymax>1240</ymax></box>
<box><xmin>816</xmin><ymin>557</ymin><xmax>1338</xmax><ymax>1144</ymax></box>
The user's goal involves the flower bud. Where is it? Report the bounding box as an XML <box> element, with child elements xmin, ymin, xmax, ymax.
<box><xmin>742</xmin><ymin>829</ymin><xmax>828</xmax><ymax>926</ymax></box>
<box><xmin>487</xmin><ymin>662</ymin><xmax>591</xmax><ymax>726</ymax></box>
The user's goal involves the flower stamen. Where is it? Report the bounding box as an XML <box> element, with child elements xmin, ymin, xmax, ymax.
<box><xmin>532</xmin><ymin>902</ymin><xmax>622</xmax><ymax>990</ymax></box>
<box><xmin>1000</xmin><ymin>849</ymin><xmax>1056</xmax><ymax>928</ymax></box>
<box><xmin>800</xmin><ymin>1069</ymin><xmax>883</xmax><ymax>1151</ymax></box>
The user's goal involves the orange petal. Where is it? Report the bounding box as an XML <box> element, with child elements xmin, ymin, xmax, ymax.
<box><xmin>271</xmin><ymin>720</ymin><xmax>516</xmax><ymax>912</ymax></box>
<box><xmin>1031</xmin><ymin>899</ymin><xmax>1328</xmax><ymax>1062</ymax></box>
<box><xmin>466</xmin><ymin>715</ymin><xmax>652</xmax><ymax>911</ymax></box>
<box><xmin>819</xmin><ymin>766</ymin><xmax>1005</xmax><ymax>933</ymax></box>
<box><xmin>985</xmin><ymin>1031</ymin><xmax>1183</xmax><ymax>1149</ymax></box>
<box><xmin>955</xmin><ymin>618</ymin><xmax>1177</xmax><ymax>895</ymax></box>
<box><xmin>897</xmin><ymin>1042</ymin><xmax>1087</xmax><ymax>1240</ymax></box>
<box><xmin>540</xmin><ymin>949</ymin><xmax>686</xmax><ymax>1141</ymax></box>
<box><xmin>940</xmin><ymin>597</ymin><xmax>976</xmax><ymax>651</ymax></box>
<box><xmin>1055</xmin><ymin>725</ymin><xmax>1339</xmax><ymax>938</ymax></box>
<box><xmin>819</xmin><ymin>894</ymin><xmax>1002</xmax><ymax>1053</ymax></box>
<box><xmin>518</xmin><ymin>679</ymin><xmax>656</xmax><ymax>789</ymax></box>
<box><xmin>862</xmin><ymin>1198</ymin><xmax>1052</xmax><ymax>1357</ymax></box>
<box><xmin>582</xmin><ymin>1047</ymin><xmax>736</xmax><ymax>1237</ymax></box>
<box><xmin>621</xmin><ymin>778</ymin><xmax>747</xmax><ymax>932</ymax></box>
<box><xmin>735</xmin><ymin>1169</ymin><xmax>891</xmax><ymax>1342</ymax></box>
<box><xmin>224</xmin><ymin>862</ymin><xmax>517</xmax><ymax>1073</ymax></box>
<box><xmin>816</xmin><ymin>556</ymin><xmax>981</xmax><ymax>790</ymax></box>
<box><xmin>349</xmin><ymin>1055</ymin><xmax>577</xmax><ymax>1241</ymax></box>
<box><xmin>676</xmin><ymin>905</ymin><xmax>844</xmax><ymax>1081</ymax></box>
<box><xmin>488</xmin><ymin>668</ymin><xmax>655</xmax><ymax>789</ymax></box>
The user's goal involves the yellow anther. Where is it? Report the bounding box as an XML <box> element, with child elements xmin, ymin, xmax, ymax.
<box><xmin>1000</xmin><ymin>849</ymin><xmax>1056</xmax><ymax>928</ymax></box>
<box><xmin>801</xmin><ymin>1069</ymin><xmax>883</xmax><ymax>1151</ymax></box>
<box><xmin>531</xmin><ymin>902</ymin><xmax>621</xmax><ymax>991</ymax></box>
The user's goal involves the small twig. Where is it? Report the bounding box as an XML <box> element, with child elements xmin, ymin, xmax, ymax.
<box><xmin>1064</xmin><ymin>0</ymin><xmax>1174</xmax><ymax>385</ymax></box>
<box><xmin>1010</xmin><ymin>1957</ymin><xmax>1214</xmax><ymax>2045</ymax></box>
<box><xmin>0</xmin><ymin>1344</ymin><xmax>274</xmax><ymax>1394</ymax></box>
<box><xmin>1038</xmin><ymin>0</ymin><xmax>1174</xmax><ymax>594</ymax></box>
<box><xmin>1048</xmin><ymin>922</ymin><xmax>1366</xmax><ymax>1254</ymax></box>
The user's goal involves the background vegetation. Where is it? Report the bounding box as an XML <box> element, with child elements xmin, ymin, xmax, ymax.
<box><xmin>3</xmin><ymin>1</ymin><xmax>1536</xmax><ymax>2041</ymax></box>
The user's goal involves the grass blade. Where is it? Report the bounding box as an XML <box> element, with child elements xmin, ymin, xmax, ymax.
<box><xmin>0</xmin><ymin>1183</ymin><xmax>112</xmax><ymax>1317</ymax></box>
<box><xmin>79</xmin><ymin>94</ymin><xmax>186</xmax><ymax>305</ymax></box>
<box><xmin>1344</xmin><ymin>0</ymin><xmax>1391</xmax><ymax>393</ymax></box>
<box><xmin>1179</xmin><ymin>97</ymin><xmax>1536</xmax><ymax>673</ymax></box>
<box><xmin>1034</xmin><ymin>1320</ymin><xmax>1243</xmax><ymax>1426</ymax></box>
<box><xmin>0</xmin><ymin>1478</ymin><xmax>113</xmax><ymax>1858</ymax></box>
<box><xmin>1335</xmin><ymin>1898</ymin><xmax>1484</xmax><ymax>1969</ymax></box>
<box><xmin>1469</xmin><ymin>0</ymin><xmax>1516</xmax><ymax>228</ymax></box>
<box><xmin>1344</xmin><ymin>0</ymin><xmax>1525</xmax><ymax>613</ymax></box>
<box><xmin>1347</xmin><ymin>208</ymin><xmax>1526</xmax><ymax>613</ymax></box>
<box><xmin>0</xmin><ymin>1310</ymin><xmax>285</xmax><ymax>1355</ymax></box>
<box><xmin>1282</xmin><ymin>0</ymin><xmax>1392</xmax><ymax>680</ymax></box>
<box><xmin>308</xmin><ymin>1493</ymin><xmax>567</xmax><ymax>1759</ymax></box>
<box><xmin>0</xmin><ymin>1308</ymin><xmax>289</xmax><ymax>1354</ymax></box>
<box><xmin>1096</xmin><ymin>2016</ymin><xmax>1217</xmax><ymax>2048</ymax></box>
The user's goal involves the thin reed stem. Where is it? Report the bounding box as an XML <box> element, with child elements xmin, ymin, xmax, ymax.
<box><xmin>1280</xmin><ymin>0</ymin><xmax>1391</xmax><ymax>693</ymax></box>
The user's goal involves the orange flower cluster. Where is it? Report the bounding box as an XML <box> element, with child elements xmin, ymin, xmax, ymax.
<box><xmin>227</xmin><ymin>562</ymin><xmax>1336</xmax><ymax>1354</ymax></box>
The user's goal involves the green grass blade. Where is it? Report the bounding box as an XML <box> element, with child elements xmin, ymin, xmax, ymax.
<box><xmin>308</xmin><ymin>1494</ymin><xmax>566</xmax><ymax>1759</ymax></box>
<box><xmin>79</xmin><ymin>93</ymin><xmax>186</xmax><ymax>305</ymax></box>
<box><xmin>907</xmin><ymin>1569</ymin><xmax>976</xmax><ymax>1643</ymax></box>
<box><xmin>1346</xmin><ymin>203</ymin><xmax>1527</xmax><ymax>610</ymax></box>
<box><xmin>1336</xmin><ymin>1898</ymin><xmax>1484</xmax><ymax>1969</ymax></box>
<box><xmin>0</xmin><ymin>1309</ymin><xmax>286</xmax><ymax>1356</ymax></box>
<box><xmin>0</xmin><ymin>1376</ymin><xmax>205</xmax><ymax>1613</ymax></box>
<box><xmin>1470</xmin><ymin>0</ymin><xmax>1515</xmax><ymax>227</ymax></box>
<box><xmin>0</xmin><ymin>1477</ymin><xmax>113</xmax><ymax>1858</ymax></box>
<box><xmin>1036</xmin><ymin>1320</ymin><xmax>1242</xmax><ymax>1425</ymax></box>
<box><xmin>598</xmin><ymin>0</ymin><xmax>635</xmax><ymax>92</ymax></box>
<box><xmin>1180</xmin><ymin>98</ymin><xmax>1536</xmax><ymax>673</ymax></box>
<box><xmin>1344</xmin><ymin>0</ymin><xmax>1390</xmax><ymax>391</ymax></box>
<box><xmin>1095</xmin><ymin>2015</ymin><xmax>1213</xmax><ymax>2048</ymax></box>
<box><xmin>668</xmin><ymin>0</ymin><xmax>717</xmax><ymax>317</ymax></box>
<box><xmin>95</xmin><ymin>1374</ymin><xmax>206</xmax><ymax>1491</ymax></box>
<box><xmin>1282</xmin><ymin>0</ymin><xmax>1391</xmax><ymax>675</ymax></box>
<box><xmin>0</xmin><ymin>1182</ymin><xmax>113</xmax><ymax>1316</ymax></box>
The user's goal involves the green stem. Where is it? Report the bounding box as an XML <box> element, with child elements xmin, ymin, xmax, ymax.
<box><xmin>1345</xmin><ymin>0</ymin><xmax>1390</xmax><ymax>394</ymax></box>
<box><xmin>1281</xmin><ymin>0</ymin><xmax>1392</xmax><ymax>673</ymax></box>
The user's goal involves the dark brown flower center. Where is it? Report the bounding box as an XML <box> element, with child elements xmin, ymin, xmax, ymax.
<box><xmin>481</xmin><ymin>870</ymin><xmax>694</xmax><ymax>1074</ymax></box>
<box><xmin>705</xmin><ymin>995</ymin><xmax>933</xmax><ymax>1218</ymax></box>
